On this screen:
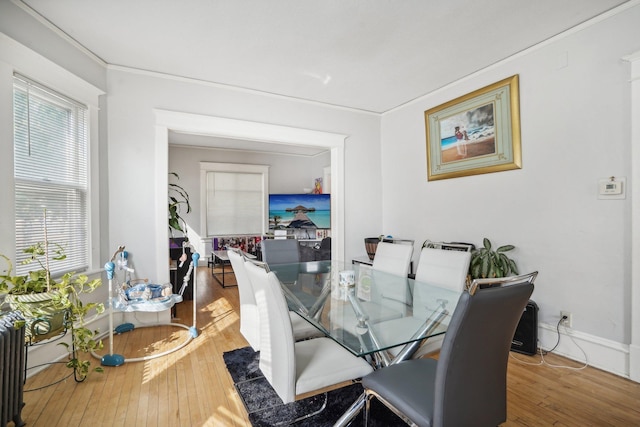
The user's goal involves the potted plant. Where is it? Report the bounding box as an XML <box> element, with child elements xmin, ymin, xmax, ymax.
<box><xmin>469</xmin><ymin>237</ymin><xmax>519</xmax><ymax>279</ymax></box>
<box><xmin>0</xmin><ymin>213</ymin><xmax>104</xmax><ymax>382</ymax></box>
<box><xmin>168</xmin><ymin>172</ymin><xmax>191</xmax><ymax>239</ymax></box>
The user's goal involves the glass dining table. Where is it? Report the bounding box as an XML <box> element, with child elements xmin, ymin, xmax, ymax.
<box><xmin>269</xmin><ymin>260</ymin><xmax>462</xmax><ymax>425</ymax></box>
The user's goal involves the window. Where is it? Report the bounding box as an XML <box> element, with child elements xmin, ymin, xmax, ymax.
<box><xmin>201</xmin><ymin>162</ymin><xmax>269</xmax><ymax>236</ymax></box>
<box><xmin>13</xmin><ymin>74</ymin><xmax>89</xmax><ymax>275</ymax></box>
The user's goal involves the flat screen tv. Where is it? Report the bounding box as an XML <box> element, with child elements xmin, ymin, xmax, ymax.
<box><xmin>268</xmin><ymin>193</ymin><xmax>330</xmax><ymax>229</ymax></box>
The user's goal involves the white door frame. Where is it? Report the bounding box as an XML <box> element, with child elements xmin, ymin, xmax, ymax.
<box><xmin>153</xmin><ymin>110</ymin><xmax>347</xmax><ymax>280</ymax></box>
<box><xmin>625</xmin><ymin>50</ymin><xmax>640</xmax><ymax>382</ymax></box>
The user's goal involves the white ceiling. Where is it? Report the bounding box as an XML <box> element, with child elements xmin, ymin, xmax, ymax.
<box><xmin>20</xmin><ymin>0</ymin><xmax>629</xmax><ymax>113</ymax></box>
<box><xmin>17</xmin><ymin>0</ymin><xmax>630</xmax><ymax>153</ymax></box>
<box><xmin>169</xmin><ymin>130</ymin><xmax>329</xmax><ymax>156</ymax></box>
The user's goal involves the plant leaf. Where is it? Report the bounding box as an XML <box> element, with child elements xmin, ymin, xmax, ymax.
<box><xmin>480</xmin><ymin>255</ymin><xmax>490</xmax><ymax>278</ymax></box>
<box><xmin>509</xmin><ymin>259</ymin><xmax>519</xmax><ymax>275</ymax></box>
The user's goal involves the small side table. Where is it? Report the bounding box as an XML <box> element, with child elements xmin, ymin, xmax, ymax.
<box><xmin>210</xmin><ymin>250</ymin><xmax>256</xmax><ymax>288</ymax></box>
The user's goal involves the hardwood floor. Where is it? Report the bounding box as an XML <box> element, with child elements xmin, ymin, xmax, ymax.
<box><xmin>20</xmin><ymin>267</ymin><xmax>640</xmax><ymax>426</ymax></box>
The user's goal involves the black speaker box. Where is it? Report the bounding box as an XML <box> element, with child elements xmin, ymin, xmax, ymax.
<box><xmin>511</xmin><ymin>300</ymin><xmax>538</xmax><ymax>355</ymax></box>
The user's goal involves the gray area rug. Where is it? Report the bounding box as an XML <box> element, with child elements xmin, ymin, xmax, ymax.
<box><xmin>223</xmin><ymin>346</ymin><xmax>403</xmax><ymax>426</ymax></box>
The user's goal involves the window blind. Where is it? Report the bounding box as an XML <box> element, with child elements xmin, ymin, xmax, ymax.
<box><xmin>206</xmin><ymin>171</ymin><xmax>264</xmax><ymax>236</ymax></box>
<box><xmin>13</xmin><ymin>74</ymin><xmax>89</xmax><ymax>276</ymax></box>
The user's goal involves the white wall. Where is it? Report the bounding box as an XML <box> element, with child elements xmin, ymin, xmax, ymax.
<box><xmin>381</xmin><ymin>4</ymin><xmax>640</xmax><ymax>375</ymax></box>
<box><xmin>107</xmin><ymin>69</ymin><xmax>382</xmax><ymax>283</ymax></box>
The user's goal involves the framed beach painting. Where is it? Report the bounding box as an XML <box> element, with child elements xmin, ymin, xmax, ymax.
<box><xmin>424</xmin><ymin>75</ymin><xmax>521</xmax><ymax>181</ymax></box>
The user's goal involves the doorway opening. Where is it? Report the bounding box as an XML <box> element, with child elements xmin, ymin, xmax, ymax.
<box><xmin>153</xmin><ymin>110</ymin><xmax>347</xmax><ymax>280</ymax></box>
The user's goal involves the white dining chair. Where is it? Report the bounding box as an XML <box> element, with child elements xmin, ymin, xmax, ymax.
<box><xmin>227</xmin><ymin>250</ymin><xmax>322</xmax><ymax>351</ymax></box>
<box><xmin>345</xmin><ymin>241</ymin><xmax>414</xmax><ymax>324</ymax></box>
<box><xmin>228</xmin><ymin>249</ymin><xmax>262</xmax><ymax>350</ymax></box>
<box><xmin>414</xmin><ymin>247</ymin><xmax>471</xmax><ymax>288</ymax></box>
<box><xmin>372</xmin><ymin>241</ymin><xmax>413</xmax><ymax>277</ymax></box>
<box><xmin>244</xmin><ymin>261</ymin><xmax>374</xmax><ymax>406</ymax></box>
<box><xmin>372</xmin><ymin>246</ymin><xmax>472</xmax><ymax>359</ymax></box>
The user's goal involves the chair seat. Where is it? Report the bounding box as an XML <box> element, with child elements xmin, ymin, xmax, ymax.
<box><xmin>295</xmin><ymin>337</ymin><xmax>373</xmax><ymax>396</ymax></box>
<box><xmin>362</xmin><ymin>358</ymin><xmax>437</xmax><ymax>427</ymax></box>
<box><xmin>290</xmin><ymin>311</ymin><xmax>324</xmax><ymax>340</ymax></box>
<box><xmin>371</xmin><ymin>316</ymin><xmax>445</xmax><ymax>358</ymax></box>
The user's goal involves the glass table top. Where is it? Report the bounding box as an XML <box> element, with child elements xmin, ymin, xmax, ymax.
<box><xmin>269</xmin><ymin>260</ymin><xmax>462</xmax><ymax>359</ymax></box>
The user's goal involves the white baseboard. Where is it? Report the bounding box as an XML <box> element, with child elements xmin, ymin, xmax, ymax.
<box><xmin>538</xmin><ymin>322</ymin><xmax>631</xmax><ymax>379</ymax></box>
<box><xmin>629</xmin><ymin>343</ymin><xmax>640</xmax><ymax>382</ymax></box>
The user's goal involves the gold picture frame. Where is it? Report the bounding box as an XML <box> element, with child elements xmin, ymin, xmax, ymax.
<box><xmin>425</xmin><ymin>75</ymin><xmax>521</xmax><ymax>181</ymax></box>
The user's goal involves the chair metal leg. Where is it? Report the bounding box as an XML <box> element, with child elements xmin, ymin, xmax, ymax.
<box><xmin>235</xmin><ymin>376</ymin><xmax>330</xmax><ymax>427</ymax></box>
<box><xmin>334</xmin><ymin>392</ymin><xmax>367</xmax><ymax>426</ymax></box>
<box><xmin>273</xmin><ymin>392</ymin><xmax>328</xmax><ymax>426</ymax></box>
<box><xmin>364</xmin><ymin>389</ymin><xmax>419</xmax><ymax>427</ymax></box>
<box><xmin>364</xmin><ymin>390</ymin><xmax>373</xmax><ymax>426</ymax></box>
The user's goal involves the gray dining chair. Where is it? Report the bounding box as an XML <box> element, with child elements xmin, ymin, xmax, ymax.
<box><xmin>261</xmin><ymin>238</ymin><xmax>300</xmax><ymax>265</ymax></box>
<box><xmin>244</xmin><ymin>260</ymin><xmax>373</xmax><ymax>409</ymax></box>
<box><xmin>227</xmin><ymin>249</ymin><xmax>322</xmax><ymax>351</ymax></box>
<box><xmin>260</xmin><ymin>236</ymin><xmax>327</xmax><ymax>314</ymax></box>
<box><xmin>361</xmin><ymin>272</ymin><xmax>537</xmax><ymax>427</ymax></box>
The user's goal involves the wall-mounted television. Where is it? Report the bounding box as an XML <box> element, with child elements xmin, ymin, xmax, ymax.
<box><xmin>268</xmin><ymin>193</ymin><xmax>330</xmax><ymax>229</ymax></box>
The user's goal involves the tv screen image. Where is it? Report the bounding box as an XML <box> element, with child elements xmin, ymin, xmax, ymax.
<box><xmin>268</xmin><ymin>194</ymin><xmax>330</xmax><ymax>229</ymax></box>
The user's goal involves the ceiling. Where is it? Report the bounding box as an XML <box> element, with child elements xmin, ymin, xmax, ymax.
<box><xmin>19</xmin><ymin>0</ymin><xmax>629</xmax><ymax>113</ymax></box>
<box><xmin>169</xmin><ymin>130</ymin><xmax>329</xmax><ymax>156</ymax></box>
<box><xmin>17</xmin><ymin>0</ymin><xmax>630</xmax><ymax>153</ymax></box>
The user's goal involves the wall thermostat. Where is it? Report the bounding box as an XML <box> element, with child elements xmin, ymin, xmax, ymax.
<box><xmin>598</xmin><ymin>177</ymin><xmax>625</xmax><ymax>199</ymax></box>
<box><xmin>600</xmin><ymin>180</ymin><xmax>622</xmax><ymax>195</ymax></box>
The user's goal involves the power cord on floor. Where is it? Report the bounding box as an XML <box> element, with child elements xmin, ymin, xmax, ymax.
<box><xmin>509</xmin><ymin>317</ymin><xmax>589</xmax><ymax>370</ymax></box>
<box><xmin>542</xmin><ymin>317</ymin><xmax>564</xmax><ymax>355</ymax></box>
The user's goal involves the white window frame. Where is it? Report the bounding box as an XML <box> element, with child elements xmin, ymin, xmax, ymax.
<box><xmin>200</xmin><ymin>162</ymin><xmax>269</xmax><ymax>237</ymax></box>
<box><xmin>0</xmin><ymin>34</ymin><xmax>103</xmax><ymax>275</ymax></box>
<box><xmin>13</xmin><ymin>74</ymin><xmax>90</xmax><ymax>275</ymax></box>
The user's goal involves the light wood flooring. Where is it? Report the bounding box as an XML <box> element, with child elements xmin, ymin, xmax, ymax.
<box><xmin>19</xmin><ymin>267</ymin><xmax>640</xmax><ymax>426</ymax></box>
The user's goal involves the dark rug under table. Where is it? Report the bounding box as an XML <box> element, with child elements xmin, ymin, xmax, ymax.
<box><xmin>223</xmin><ymin>346</ymin><xmax>404</xmax><ymax>426</ymax></box>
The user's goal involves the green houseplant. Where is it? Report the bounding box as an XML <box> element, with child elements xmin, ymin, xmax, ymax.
<box><xmin>0</xmin><ymin>214</ymin><xmax>104</xmax><ymax>381</ymax></box>
<box><xmin>168</xmin><ymin>172</ymin><xmax>191</xmax><ymax>238</ymax></box>
<box><xmin>469</xmin><ymin>237</ymin><xmax>519</xmax><ymax>279</ymax></box>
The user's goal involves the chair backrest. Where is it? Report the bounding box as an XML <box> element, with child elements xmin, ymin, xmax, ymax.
<box><xmin>319</xmin><ymin>237</ymin><xmax>331</xmax><ymax>250</ymax></box>
<box><xmin>434</xmin><ymin>272</ymin><xmax>536</xmax><ymax>427</ymax></box>
<box><xmin>414</xmin><ymin>247</ymin><xmax>471</xmax><ymax>291</ymax></box>
<box><xmin>261</xmin><ymin>238</ymin><xmax>300</xmax><ymax>266</ymax></box>
<box><xmin>244</xmin><ymin>260</ymin><xmax>296</xmax><ymax>403</ymax></box>
<box><xmin>372</xmin><ymin>241</ymin><xmax>413</xmax><ymax>276</ymax></box>
<box><xmin>227</xmin><ymin>249</ymin><xmax>261</xmax><ymax>351</ymax></box>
